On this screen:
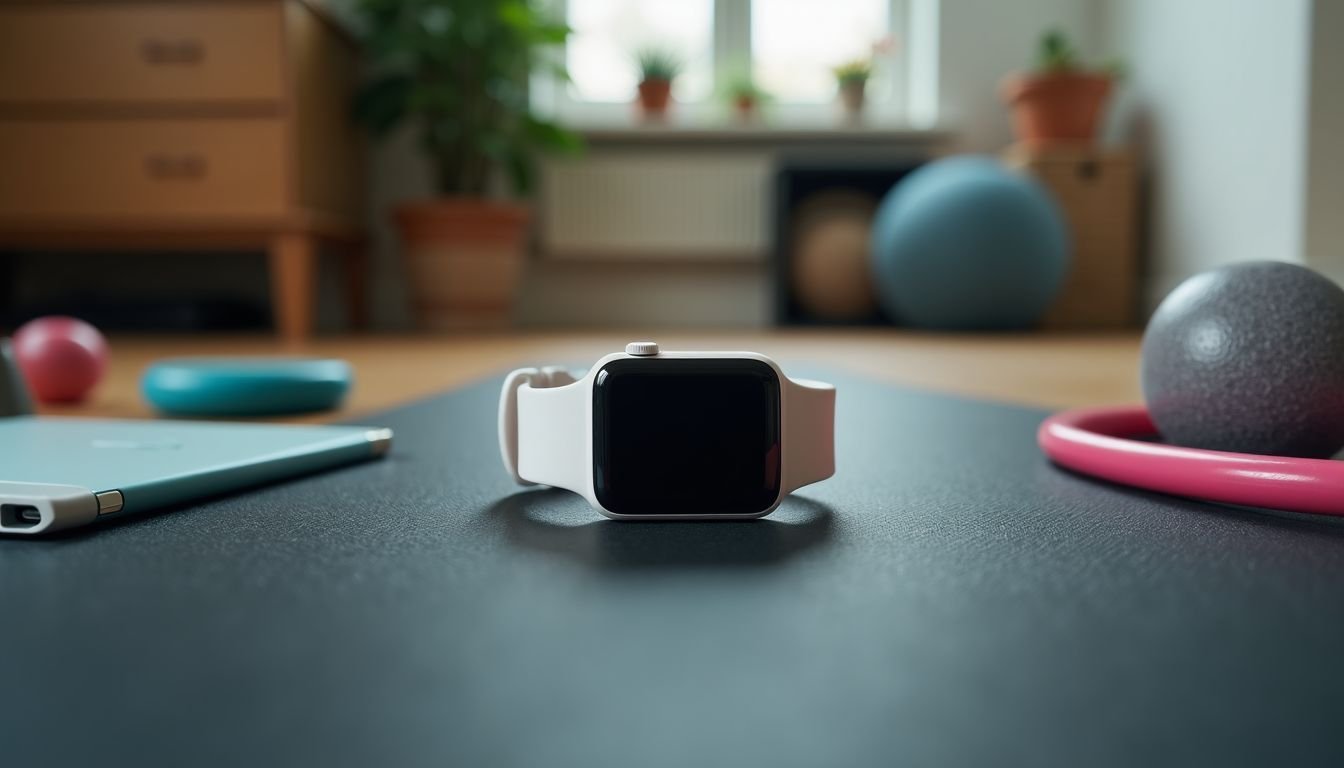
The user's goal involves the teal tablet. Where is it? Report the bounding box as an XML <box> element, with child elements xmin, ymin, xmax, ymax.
<box><xmin>0</xmin><ymin>416</ymin><xmax>391</xmax><ymax>535</ymax></box>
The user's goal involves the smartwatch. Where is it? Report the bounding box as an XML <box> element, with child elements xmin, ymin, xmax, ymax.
<box><xmin>498</xmin><ymin>342</ymin><xmax>836</xmax><ymax>519</ymax></box>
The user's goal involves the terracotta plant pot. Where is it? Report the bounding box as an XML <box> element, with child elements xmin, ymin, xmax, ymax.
<box><xmin>1001</xmin><ymin>72</ymin><xmax>1113</xmax><ymax>147</ymax></box>
<box><xmin>839</xmin><ymin>79</ymin><xmax>867</xmax><ymax>119</ymax></box>
<box><xmin>393</xmin><ymin>199</ymin><xmax>530</xmax><ymax>330</ymax></box>
<box><xmin>733</xmin><ymin>95</ymin><xmax>757</xmax><ymax>121</ymax></box>
<box><xmin>637</xmin><ymin>78</ymin><xmax>672</xmax><ymax>118</ymax></box>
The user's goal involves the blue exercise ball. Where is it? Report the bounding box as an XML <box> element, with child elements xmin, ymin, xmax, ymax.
<box><xmin>870</xmin><ymin>156</ymin><xmax>1069</xmax><ymax>330</ymax></box>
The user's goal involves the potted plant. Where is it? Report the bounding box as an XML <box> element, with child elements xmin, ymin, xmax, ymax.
<box><xmin>353</xmin><ymin>0</ymin><xmax>580</xmax><ymax>329</ymax></box>
<box><xmin>1000</xmin><ymin>30</ymin><xmax>1118</xmax><ymax>147</ymax></box>
<box><xmin>833</xmin><ymin>59</ymin><xmax>872</xmax><ymax>120</ymax></box>
<box><xmin>635</xmin><ymin>48</ymin><xmax>681</xmax><ymax>119</ymax></box>
<box><xmin>725</xmin><ymin>75</ymin><xmax>767</xmax><ymax>122</ymax></box>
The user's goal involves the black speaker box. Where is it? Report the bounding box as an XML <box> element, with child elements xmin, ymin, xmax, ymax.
<box><xmin>771</xmin><ymin>154</ymin><xmax>926</xmax><ymax>326</ymax></box>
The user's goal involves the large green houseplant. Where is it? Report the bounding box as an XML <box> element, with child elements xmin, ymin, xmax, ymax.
<box><xmin>353</xmin><ymin>0</ymin><xmax>579</xmax><ymax>328</ymax></box>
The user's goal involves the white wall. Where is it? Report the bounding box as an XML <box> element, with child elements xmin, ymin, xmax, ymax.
<box><xmin>1104</xmin><ymin>0</ymin><xmax>1313</xmax><ymax>309</ymax></box>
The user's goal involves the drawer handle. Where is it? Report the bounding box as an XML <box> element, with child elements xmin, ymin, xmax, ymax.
<box><xmin>140</xmin><ymin>38</ymin><xmax>205</xmax><ymax>65</ymax></box>
<box><xmin>144</xmin><ymin>154</ymin><xmax>208</xmax><ymax>180</ymax></box>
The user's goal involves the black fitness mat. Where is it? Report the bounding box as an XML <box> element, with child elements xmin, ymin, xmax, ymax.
<box><xmin>2</xmin><ymin>367</ymin><xmax>1343</xmax><ymax>768</ymax></box>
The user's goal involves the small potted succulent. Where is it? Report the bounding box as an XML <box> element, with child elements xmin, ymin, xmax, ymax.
<box><xmin>1000</xmin><ymin>29</ymin><xmax>1119</xmax><ymax>146</ymax></box>
<box><xmin>833</xmin><ymin>59</ymin><xmax>872</xmax><ymax>119</ymax></box>
<box><xmin>725</xmin><ymin>75</ymin><xmax>767</xmax><ymax>122</ymax></box>
<box><xmin>635</xmin><ymin>48</ymin><xmax>681</xmax><ymax>119</ymax></box>
<box><xmin>353</xmin><ymin>0</ymin><xmax>580</xmax><ymax>330</ymax></box>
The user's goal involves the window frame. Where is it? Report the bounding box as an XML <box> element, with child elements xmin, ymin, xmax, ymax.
<box><xmin>535</xmin><ymin>0</ymin><xmax>916</xmax><ymax>127</ymax></box>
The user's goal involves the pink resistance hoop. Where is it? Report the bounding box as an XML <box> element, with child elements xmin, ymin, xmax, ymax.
<box><xmin>1038</xmin><ymin>405</ymin><xmax>1344</xmax><ymax>516</ymax></box>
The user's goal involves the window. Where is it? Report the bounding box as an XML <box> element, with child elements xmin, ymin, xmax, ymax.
<box><xmin>543</xmin><ymin>0</ymin><xmax>916</xmax><ymax>124</ymax></box>
<box><xmin>566</xmin><ymin>0</ymin><xmax>714</xmax><ymax>102</ymax></box>
<box><xmin>751</xmin><ymin>0</ymin><xmax>890</xmax><ymax>104</ymax></box>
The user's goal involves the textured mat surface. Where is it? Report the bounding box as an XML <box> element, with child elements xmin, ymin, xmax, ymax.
<box><xmin>3</xmin><ymin>368</ymin><xmax>1343</xmax><ymax>767</ymax></box>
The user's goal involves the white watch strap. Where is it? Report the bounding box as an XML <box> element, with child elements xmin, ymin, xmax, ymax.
<box><xmin>500</xmin><ymin>363</ymin><xmax>836</xmax><ymax>501</ymax></box>
<box><xmin>498</xmin><ymin>366</ymin><xmax>586</xmax><ymax>492</ymax></box>
<box><xmin>783</xmin><ymin>377</ymin><xmax>836</xmax><ymax>494</ymax></box>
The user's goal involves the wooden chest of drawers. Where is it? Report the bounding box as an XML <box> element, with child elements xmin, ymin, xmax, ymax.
<box><xmin>1004</xmin><ymin>146</ymin><xmax>1139</xmax><ymax>329</ymax></box>
<box><xmin>0</xmin><ymin>0</ymin><xmax>364</xmax><ymax>342</ymax></box>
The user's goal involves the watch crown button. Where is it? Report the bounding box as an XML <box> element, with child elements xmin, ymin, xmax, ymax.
<box><xmin>625</xmin><ymin>341</ymin><xmax>660</xmax><ymax>356</ymax></box>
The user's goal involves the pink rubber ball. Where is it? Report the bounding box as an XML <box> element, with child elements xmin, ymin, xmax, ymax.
<box><xmin>12</xmin><ymin>316</ymin><xmax>108</xmax><ymax>404</ymax></box>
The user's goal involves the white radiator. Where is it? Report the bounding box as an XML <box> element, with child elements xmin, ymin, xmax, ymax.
<box><xmin>539</xmin><ymin>152</ymin><xmax>771</xmax><ymax>260</ymax></box>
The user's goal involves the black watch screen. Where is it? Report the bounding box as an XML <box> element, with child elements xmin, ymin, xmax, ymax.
<box><xmin>592</xmin><ymin>358</ymin><xmax>782</xmax><ymax>516</ymax></box>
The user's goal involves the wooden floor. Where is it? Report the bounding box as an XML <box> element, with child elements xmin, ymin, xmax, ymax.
<box><xmin>35</xmin><ymin>330</ymin><xmax>1145</xmax><ymax>422</ymax></box>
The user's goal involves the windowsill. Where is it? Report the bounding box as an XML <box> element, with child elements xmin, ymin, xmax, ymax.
<box><xmin>566</xmin><ymin>120</ymin><xmax>954</xmax><ymax>147</ymax></box>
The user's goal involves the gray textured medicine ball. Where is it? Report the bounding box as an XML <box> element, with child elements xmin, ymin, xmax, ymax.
<box><xmin>1141</xmin><ymin>261</ymin><xmax>1344</xmax><ymax>458</ymax></box>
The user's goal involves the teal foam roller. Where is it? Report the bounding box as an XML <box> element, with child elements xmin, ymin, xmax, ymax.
<box><xmin>141</xmin><ymin>358</ymin><xmax>353</xmax><ymax>417</ymax></box>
